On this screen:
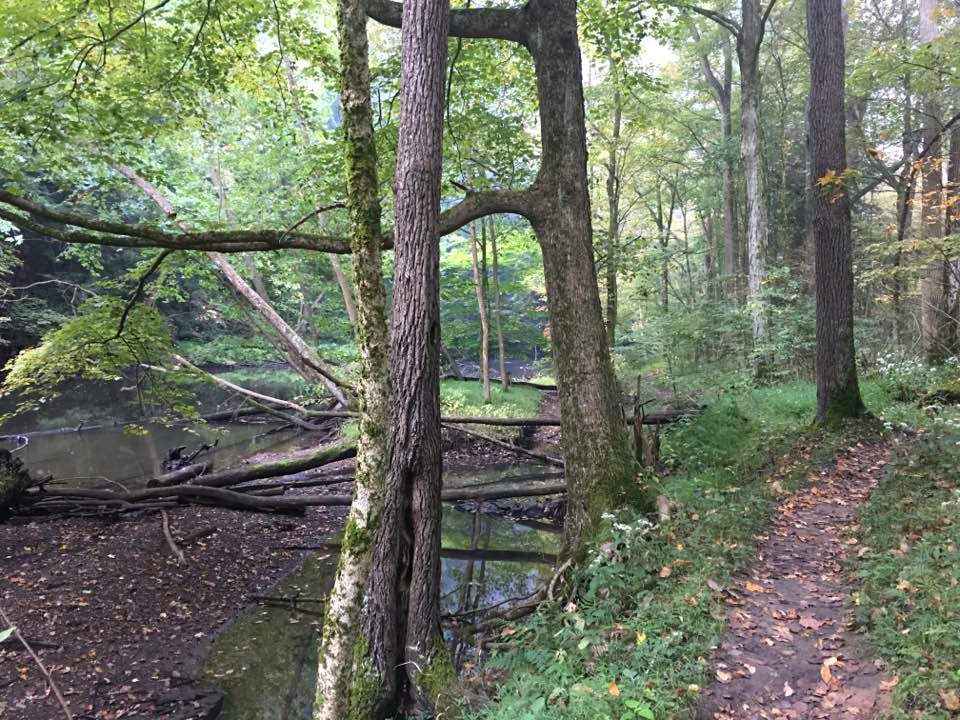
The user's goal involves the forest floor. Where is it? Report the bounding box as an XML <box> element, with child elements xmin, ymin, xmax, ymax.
<box><xmin>698</xmin><ymin>440</ymin><xmax>894</xmax><ymax>720</ymax></box>
<box><xmin>0</xmin><ymin>413</ymin><xmax>548</xmax><ymax>720</ymax></box>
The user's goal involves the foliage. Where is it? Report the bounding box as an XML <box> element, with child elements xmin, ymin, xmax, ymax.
<box><xmin>855</xmin><ymin>433</ymin><xmax>960</xmax><ymax>719</ymax></box>
<box><xmin>0</xmin><ymin>297</ymin><xmax>195</xmax><ymax>423</ymax></box>
<box><xmin>468</xmin><ymin>383</ymin><xmax>849</xmax><ymax>720</ymax></box>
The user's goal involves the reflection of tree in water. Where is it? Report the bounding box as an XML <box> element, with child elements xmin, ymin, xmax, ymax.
<box><xmin>441</xmin><ymin>508</ymin><xmax>557</xmax><ymax>673</ymax></box>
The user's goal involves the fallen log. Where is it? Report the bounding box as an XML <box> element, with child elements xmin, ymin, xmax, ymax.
<box><xmin>443</xmin><ymin>424</ymin><xmax>564</xmax><ymax>467</ymax></box>
<box><xmin>27</xmin><ymin>479</ymin><xmax>567</xmax><ymax>515</ymax></box>
<box><xmin>274</xmin><ymin>543</ymin><xmax>557</xmax><ymax>565</ymax></box>
<box><xmin>188</xmin><ymin>442</ymin><xmax>357</xmax><ymax>488</ymax></box>
<box><xmin>149</xmin><ymin>463</ymin><xmax>209</xmax><ymax>487</ymax></box>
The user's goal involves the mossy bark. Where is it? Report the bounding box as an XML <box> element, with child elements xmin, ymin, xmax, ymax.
<box><xmin>313</xmin><ymin>0</ymin><xmax>392</xmax><ymax>716</ymax></box>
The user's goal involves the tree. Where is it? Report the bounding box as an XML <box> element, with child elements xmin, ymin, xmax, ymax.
<box><xmin>367</xmin><ymin>0</ymin><xmax>639</xmax><ymax>549</ymax></box>
<box><xmin>690</xmin><ymin>22</ymin><xmax>739</xmax><ymax>298</ymax></box>
<box><xmin>489</xmin><ymin>217</ymin><xmax>510</xmax><ymax>390</ymax></box>
<box><xmin>807</xmin><ymin>0</ymin><xmax>865</xmax><ymax>422</ymax></box>
<box><xmin>312</xmin><ymin>0</ymin><xmax>393</xmax><ymax>714</ymax></box>
<box><xmin>689</xmin><ymin>0</ymin><xmax>777</xmax><ymax>365</ymax></box>
<box><xmin>470</xmin><ymin>220</ymin><xmax>492</xmax><ymax>401</ymax></box>
<box><xmin>355</xmin><ymin>0</ymin><xmax>452</xmax><ymax>716</ymax></box>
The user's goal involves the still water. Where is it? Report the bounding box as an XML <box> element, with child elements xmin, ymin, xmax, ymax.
<box><xmin>204</xmin><ymin>464</ymin><xmax>560</xmax><ymax>720</ymax></box>
<box><xmin>0</xmin><ymin>372</ymin><xmax>307</xmax><ymax>487</ymax></box>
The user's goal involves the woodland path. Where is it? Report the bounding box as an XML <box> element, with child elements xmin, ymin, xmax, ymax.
<box><xmin>698</xmin><ymin>441</ymin><xmax>894</xmax><ymax>720</ymax></box>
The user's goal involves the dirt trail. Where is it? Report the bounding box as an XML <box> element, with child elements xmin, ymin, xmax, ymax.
<box><xmin>699</xmin><ymin>441</ymin><xmax>893</xmax><ymax>720</ymax></box>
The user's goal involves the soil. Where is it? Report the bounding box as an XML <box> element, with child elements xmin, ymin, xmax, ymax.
<box><xmin>0</xmin><ymin>415</ymin><xmax>554</xmax><ymax>720</ymax></box>
<box><xmin>698</xmin><ymin>441</ymin><xmax>894</xmax><ymax>720</ymax></box>
<box><xmin>0</xmin><ymin>439</ymin><xmax>355</xmax><ymax>720</ymax></box>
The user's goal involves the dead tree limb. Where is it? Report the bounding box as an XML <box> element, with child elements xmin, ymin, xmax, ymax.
<box><xmin>160</xmin><ymin>510</ymin><xmax>186</xmax><ymax>564</ymax></box>
<box><xmin>443</xmin><ymin>424</ymin><xmax>564</xmax><ymax>467</ymax></box>
<box><xmin>0</xmin><ymin>605</ymin><xmax>73</xmax><ymax>720</ymax></box>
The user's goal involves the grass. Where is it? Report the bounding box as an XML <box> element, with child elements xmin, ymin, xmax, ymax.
<box><xmin>854</xmin><ymin>428</ymin><xmax>960</xmax><ymax>718</ymax></box>
<box><xmin>440</xmin><ymin>379</ymin><xmax>544</xmax><ymax>441</ymax></box>
<box><xmin>465</xmin><ymin>382</ymin><xmax>871</xmax><ymax>720</ymax></box>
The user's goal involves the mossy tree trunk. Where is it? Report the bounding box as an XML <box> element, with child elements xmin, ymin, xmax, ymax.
<box><xmin>312</xmin><ymin>0</ymin><xmax>393</xmax><ymax>717</ymax></box>
<box><xmin>807</xmin><ymin>0</ymin><xmax>865</xmax><ymax>424</ymax></box>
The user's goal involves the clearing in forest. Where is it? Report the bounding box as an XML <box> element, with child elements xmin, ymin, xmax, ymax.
<box><xmin>699</xmin><ymin>441</ymin><xmax>894</xmax><ymax>720</ymax></box>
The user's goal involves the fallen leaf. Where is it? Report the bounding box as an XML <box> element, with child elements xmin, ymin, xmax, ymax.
<box><xmin>635</xmin><ymin>632</ymin><xmax>647</xmax><ymax>645</ymax></box>
<box><xmin>784</xmin><ymin>681</ymin><xmax>795</xmax><ymax>697</ymax></box>
<box><xmin>716</xmin><ymin>670</ymin><xmax>733</xmax><ymax>683</ymax></box>
<box><xmin>820</xmin><ymin>657</ymin><xmax>838</xmax><ymax>684</ymax></box>
<box><xmin>940</xmin><ymin>689</ymin><xmax>960</xmax><ymax>712</ymax></box>
<box><xmin>799</xmin><ymin>615</ymin><xmax>824</xmax><ymax>629</ymax></box>
<box><xmin>707</xmin><ymin>579</ymin><xmax>723</xmax><ymax>593</ymax></box>
<box><xmin>608</xmin><ymin>679</ymin><xmax>621</xmax><ymax>697</ymax></box>
<box><xmin>659</xmin><ymin>565</ymin><xmax>672</xmax><ymax>578</ymax></box>
<box><xmin>744</xmin><ymin>581</ymin><xmax>765</xmax><ymax>593</ymax></box>
<box><xmin>879</xmin><ymin>677</ymin><xmax>899</xmax><ymax>692</ymax></box>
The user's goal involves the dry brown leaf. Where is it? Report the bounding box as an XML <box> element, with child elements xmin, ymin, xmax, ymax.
<box><xmin>820</xmin><ymin>656</ymin><xmax>838</xmax><ymax>684</ymax></box>
<box><xmin>716</xmin><ymin>669</ymin><xmax>733</xmax><ymax>683</ymax></box>
<box><xmin>744</xmin><ymin>581</ymin><xmax>765</xmax><ymax>593</ymax></box>
<box><xmin>799</xmin><ymin>615</ymin><xmax>824</xmax><ymax>629</ymax></box>
<box><xmin>608</xmin><ymin>679</ymin><xmax>620</xmax><ymax>697</ymax></box>
<box><xmin>939</xmin><ymin>689</ymin><xmax>960</xmax><ymax>712</ymax></box>
<box><xmin>784</xmin><ymin>681</ymin><xmax>795</xmax><ymax>697</ymax></box>
<box><xmin>879</xmin><ymin>677</ymin><xmax>899</xmax><ymax>692</ymax></box>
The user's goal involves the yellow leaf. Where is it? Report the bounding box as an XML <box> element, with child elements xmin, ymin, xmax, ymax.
<box><xmin>716</xmin><ymin>669</ymin><xmax>733</xmax><ymax>683</ymax></box>
<box><xmin>636</xmin><ymin>632</ymin><xmax>647</xmax><ymax>645</ymax></box>
<box><xmin>879</xmin><ymin>677</ymin><xmax>899</xmax><ymax>692</ymax></box>
<box><xmin>608</xmin><ymin>679</ymin><xmax>621</xmax><ymax>697</ymax></box>
<box><xmin>744</xmin><ymin>581</ymin><xmax>764</xmax><ymax>593</ymax></box>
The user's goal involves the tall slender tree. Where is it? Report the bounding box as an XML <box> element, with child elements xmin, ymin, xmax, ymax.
<box><xmin>807</xmin><ymin>0</ymin><xmax>864</xmax><ymax>422</ymax></box>
<box><xmin>312</xmin><ymin>0</ymin><xmax>393</xmax><ymax>715</ymax></box>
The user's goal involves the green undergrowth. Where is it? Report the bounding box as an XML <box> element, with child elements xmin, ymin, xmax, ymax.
<box><xmin>440</xmin><ymin>379</ymin><xmax>542</xmax><ymax>440</ymax></box>
<box><xmin>467</xmin><ymin>383</ymin><xmax>872</xmax><ymax>720</ymax></box>
<box><xmin>854</xmin><ymin>431</ymin><xmax>960</xmax><ymax>719</ymax></box>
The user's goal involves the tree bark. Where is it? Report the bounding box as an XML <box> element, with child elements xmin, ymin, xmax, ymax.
<box><xmin>489</xmin><ymin>217</ymin><xmax>509</xmax><ymax>390</ymax></box>
<box><xmin>919</xmin><ymin>0</ymin><xmax>949</xmax><ymax>361</ymax></box>
<box><xmin>470</xmin><ymin>220</ymin><xmax>492</xmax><ymax>402</ymax></box>
<box><xmin>807</xmin><ymin>0</ymin><xmax>865</xmax><ymax>423</ymax></box>
<box><xmin>360</xmin><ymin>1</ymin><xmax>451</xmax><ymax>716</ymax></box>
<box><xmin>740</xmin><ymin>0</ymin><xmax>770</xmax><ymax>358</ymax></box>
<box><xmin>947</xmin><ymin>110</ymin><xmax>960</xmax><ymax>352</ymax></box>
<box><xmin>604</xmin><ymin>60</ymin><xmax>623</xmax><ymax>346</ymax></box>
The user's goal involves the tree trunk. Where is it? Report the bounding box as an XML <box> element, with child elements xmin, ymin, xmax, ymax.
<box><xmin>605</xmin><ymin>60</ymin><xmax>623</xmax><ymax>346</ymax></box>
<box><xmin>692</xmin><ymin>25</ymin><xmax>738</xmax><ymax>298</ymax></box>
<box><xmin>919</xmin><ymin>0</ymin><xmax>949</xmax><ymax>362</ymax></box>
<box><xmin>312</xmin><ymin>0</ymin><xmax>393</xmax><ymax>714</ymax></box>
<box><xmin>807</xmin><ymin>0</ymin><xmax>865</xmax><ymax>423</ymax></box>
<box><xmin>489</xmin><ymin>217</ymin><xmax>509</xmax><ymax>390</ymax></box>
<box><xmin>366</xmin><ymin>0</ymin><xmax>640</xmax><ymax>553</ymax></box>
<box><xmin>470</xmin><ymin>220</ymin><xmax>492</xmax><ymax>403</ymax></box>
<box><xmin>359</xmin><ymin>1</ymin><xmax>452</xmax><ymax>717</ymax></box>
<box><xmin>893</xmin><ymin>78</ymin><xmax>917</xmax><ymax>350</ymax></box>
<box><xmin>739</xmin><ymin>0</ymin><xmax>769</xmax><ymax>359</ymax></box>
<box><xmin>524</xmin><ymin>0</ymin><xmax>638</xmax><ymax>550</ymax></box>
<box><xmin>947</xmin><ymin>114</ymin><xmax>960</xmax><ymax>351</ymax></box>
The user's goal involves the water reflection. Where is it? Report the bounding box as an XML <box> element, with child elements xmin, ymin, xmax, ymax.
<box><xmin>205</xmin><ymin>482</ymin><xmax>559</xmax><ymax>720</ymax></box>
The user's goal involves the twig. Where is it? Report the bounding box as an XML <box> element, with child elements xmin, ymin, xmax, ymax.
<box><xmin>547</xmin><ymin>557</ymin><xmax>574</xmax><ymax>603</ymax></box>
<box><xmin>160</xmin><ymin>510</ymin><xmax>186</xmax><ymax>565</ymax></box>
<box><xmin>0</xmin><ymin>604</ymin><xmax>73</xmax><ymax>720</ymax></box>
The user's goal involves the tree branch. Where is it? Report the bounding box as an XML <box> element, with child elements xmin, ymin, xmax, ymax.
<box><xmin>686</xmin><ymin>4</ymin><xmax>742</xmax><ymax>39</ymax></box>
<box><xmin>365</xmin><ymin>0</ymin><xmax>528</xmax><ymax>44</ymax></box>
